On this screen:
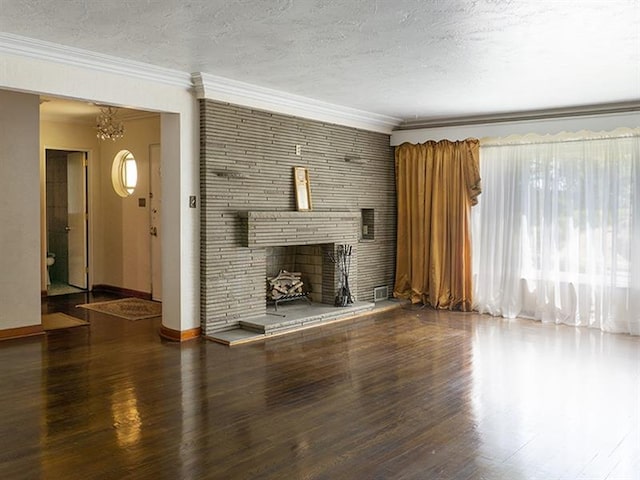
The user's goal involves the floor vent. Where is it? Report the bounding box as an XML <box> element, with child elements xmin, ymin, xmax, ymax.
<box><xmin>373</xmin><ymin>285</ymin><xmax>389</xmax><ymax>302</ymax></box>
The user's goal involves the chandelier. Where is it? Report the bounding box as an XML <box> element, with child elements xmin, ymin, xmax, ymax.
<box><xmin>96</xmin><ymin>106</ymin><xmax>125</xmax><ymax>141</ymax></box>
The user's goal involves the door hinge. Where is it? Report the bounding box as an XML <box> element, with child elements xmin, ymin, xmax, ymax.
<box><xmin>84</xmin><ymin>267</ymin><xmax>89</xmax><ymax>273</ymax></box>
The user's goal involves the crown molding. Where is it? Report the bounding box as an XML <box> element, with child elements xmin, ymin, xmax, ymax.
<box><xmin>0</xmin><ymin>32</ymin><xmax>192</xmax><ymax>89</ymax></box>
<box><xmin>192</xmin><ymin>72</ymin><xmax>401</xmax><ymax>134</ymax></box>
<box><xmin>0</xmin><ymin>33</ymin><xmax>400</xmax><ymax>133</ymax></box>
<box><xmin>391</xmin><ymin>105</ymin><xmax>640</xmax><ymax>146</ymax></box>
<box><xmin>395</xmin><ymin>102</ymin><xmax>640</xmax><ymax>131</ymax></box>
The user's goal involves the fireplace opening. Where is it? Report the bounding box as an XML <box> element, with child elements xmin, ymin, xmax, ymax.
<box><xmin>266</xmin><ymin>245</ymin><xmax>324</xmax><ymax>305</ymax></box>
<box><xmin>266</xmin><ymin>270</ymin><xmax>311</xmax><ymax>311</ymax></box>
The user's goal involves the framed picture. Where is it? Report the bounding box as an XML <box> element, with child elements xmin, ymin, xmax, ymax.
<box><xmin>293</xmin><ymin>166</ymin><xmax>312</xmax><ymax>211</ymax></box>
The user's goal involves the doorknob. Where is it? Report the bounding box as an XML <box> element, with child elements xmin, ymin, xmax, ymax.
<box><xmin>150</xmin><ymin>226</ymin><xmax>157</xmax><ymax>236</ymax></box>
<box><xmin>64</xmin><ymin>226</ymin><xmax>71</xmax><ymax>232</ymax></box>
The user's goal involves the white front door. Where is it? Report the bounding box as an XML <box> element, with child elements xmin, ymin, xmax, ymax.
<box><xmin>67</xmin><ymin>152</ymin><xmax>87</xmax><ymax>289</ymax></box>
<box><xmin>149</xmin><ymin>144</ymin><xmax>162</xmax><ymax>301</ymax></box>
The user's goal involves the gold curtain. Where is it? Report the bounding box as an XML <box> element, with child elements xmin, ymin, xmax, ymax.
<box><xmin>394</xmin><ymin>139</ymin><xmax>481</xmax><ymax>311</ymax></box>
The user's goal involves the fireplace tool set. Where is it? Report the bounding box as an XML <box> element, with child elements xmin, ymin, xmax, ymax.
<box><xmin>328</xmin><ymin>244</ymin><xmax>354</xmax><ymax>307</ymax></box>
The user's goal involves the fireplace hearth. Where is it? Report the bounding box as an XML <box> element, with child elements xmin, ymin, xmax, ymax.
<box><xmin>203</xmin><ymin>210</ymin><xmax>396</xmax><ymax>344</ymax></box>
<box><xmin>203</xmin><ymin>210</ymin><xmax>377</xmax><ymax>342</ymax></box>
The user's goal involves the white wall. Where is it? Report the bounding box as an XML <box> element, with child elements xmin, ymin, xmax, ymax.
<box><xmin>0</xmin><ymin>52</ymin><xmax>199</xmax><ymax>333</ymax></box>
<box><xmin>0</xmin><ymin>90</ymin><xmax>41</xmax><ymax>329</ymax></box>
<box><xmin>97</xmin><ymin>116</ymin><xmax>160</xmax><ymax>293</ymax></box>
<box><xmin>160</xmin><ymin>112</ymin><xmax>197</xmax><ymax>331</ymax></box>
<box><xmin>391</xmin><ymin>111</ymin><xmax>640</xmax><ymax>144</ymax></box>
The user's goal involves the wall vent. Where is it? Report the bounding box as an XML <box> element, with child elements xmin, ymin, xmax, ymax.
<box><xmin>373</xmin><ymin>285</ymin><xmax>389</xmax><ymax>302</ymax></box>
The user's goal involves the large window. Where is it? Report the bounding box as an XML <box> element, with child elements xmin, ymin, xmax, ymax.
<box><xmin>472</xmin><ymin>130</ymin><xmax>640</xmax><ymax>334</ymax></box>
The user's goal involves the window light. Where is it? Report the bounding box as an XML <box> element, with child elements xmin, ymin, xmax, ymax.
<box><xmin>112</xmin><ymin>150</ymin><xmax>138</xmax><ymax>197</ymax></box>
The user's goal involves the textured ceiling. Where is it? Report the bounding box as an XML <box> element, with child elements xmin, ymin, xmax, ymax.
<box><xmin>2</xmin><ymin>0</ymin><xmax>639</xmax><ymax>122</ymax></box>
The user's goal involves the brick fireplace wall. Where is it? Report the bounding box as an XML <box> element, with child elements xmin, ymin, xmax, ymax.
<box><xmin>200</xmin><ymin>100</ymin><xmax>396</xmax><ymax>334</ymax></box>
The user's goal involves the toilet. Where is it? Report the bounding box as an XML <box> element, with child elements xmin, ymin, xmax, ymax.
<box><xmin>46</xmin><ymin>252</ymin><xmax>55</xmax><ymax>286</ymax></box>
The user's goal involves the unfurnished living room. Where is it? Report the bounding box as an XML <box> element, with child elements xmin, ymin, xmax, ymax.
<box><xmin>0</xmin><ymin>1</ymin><xmax>639</xmax><ymax>479</ymax></box>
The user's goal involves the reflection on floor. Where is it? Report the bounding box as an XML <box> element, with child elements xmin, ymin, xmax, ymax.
<box><xmin>9</xmin><ymin>300</ymin><xmax>640</xmax><ymax>479</ymax></box>
<box><xmin>47</xmin><ymin>282</ymin><xmax>86</xmax><ymax>296</ymax></box>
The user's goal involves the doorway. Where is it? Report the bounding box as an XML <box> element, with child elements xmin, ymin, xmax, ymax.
<box><xmin>45</xmin><ymin>149</ymin><xmax>88</xmax><ymax>296</ymax></box>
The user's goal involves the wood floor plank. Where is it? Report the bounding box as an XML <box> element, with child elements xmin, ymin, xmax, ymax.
<box><xmin>0</xmin><ymin>296</ymin><xmax>638</xmax><ymax>479</ymax></box>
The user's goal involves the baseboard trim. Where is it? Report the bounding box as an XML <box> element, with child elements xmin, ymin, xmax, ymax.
<box><xmin>0</xmin><ymin>324</ymin><xmax>45</xmax><ymax>341</ymax></box>
<box><xmin>159</xmin><ymin>325</ymin><xmax>201</xmax><ymax>342</ymax></box>
<box><xmin>92</xmin><ymin>284</ymin><xmax>152</xmax><ymax>300</ymax></box>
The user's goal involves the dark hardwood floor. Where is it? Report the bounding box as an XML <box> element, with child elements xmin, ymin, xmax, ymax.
<box><xmin>0</xmin><ymin>297</ymin><xmax>638</xmax><ymax>479</ymax></box>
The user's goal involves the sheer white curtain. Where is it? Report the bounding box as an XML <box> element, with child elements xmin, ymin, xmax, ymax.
<box><xmin>472</xmin><ymin>129</ymin><xmax>640</xmax><ymax>334</ymax></box>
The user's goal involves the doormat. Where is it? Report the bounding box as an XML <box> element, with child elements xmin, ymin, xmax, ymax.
<box><xmin>42</xmin><ymin>312</ymin><xmax>89</xmax><ymax>331</ymax></box>
<box><xmin>77</xmin><ymin>297</ymin><xmax>162</xmax><ymax>321</ymax></box>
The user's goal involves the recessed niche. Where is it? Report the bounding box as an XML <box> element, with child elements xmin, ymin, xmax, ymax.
<box><xmin>361</xmin><ymin>208</ymin><xmax>374</xmax><ymax>241</ymax></box>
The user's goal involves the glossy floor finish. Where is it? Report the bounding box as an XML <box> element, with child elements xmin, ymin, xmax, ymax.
<box><xmin>1</xmin><ymin>299</ymin><xmax>639</xmax><ymax>479</ymax></box>
<box><xmin>46</xmin><ymin>282</ymin><xmax>86</xmax><ymax>296</ymax></box>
